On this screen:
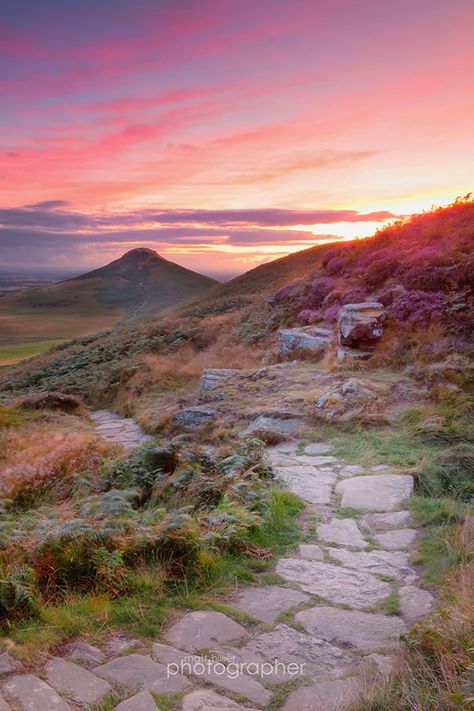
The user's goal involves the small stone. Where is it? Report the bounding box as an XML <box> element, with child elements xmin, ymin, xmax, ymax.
<box><xmin>374</xmin><ymin>528</ymin><xmax>417</xmax><ymax>550</ymax></box>
<box><xmin>399</xmin><ymin>586</ymin><xmax>435</xmax><ymax>621</ymax></box>
<box><xmin>112</xmin><ymin>691</ymin><xmax>158</xmax><ymax>711</ymax></box>
<box><xmin>45</xmin><ymin>658</ymin><xmax>111</xmax><ymax>705</ymax></box>
<box><xmin>163</xmin><ymin>611</ymin><xmax>249</xmax><ymax>652</ymax></box>
<box><xmin>371</xmin><ymin>464</ymin><xmax>390</xmax><ymax>472</ymax></box>
<box><xmin>295</xmin><ymin>606</ymin><xmax>406</xmax><ymax>651</ymax></box>
<box><xmin>278</xmin><ymin>327</ymin><xmax>332</xmax><ymax>355</ymax></box>
<box><xmin>303</xmin><ymin>442</ymin><xmax>332</xmax><ymax>455</ymax></box>
<box><xmin>182</xmin><ymin>689</ymin><xmax>257</xmax><ymax>710</ymax></box>
<box><xmin>282</xmin><ymin>676</ymin><xmax>363</xmax><ymax>711</ymax></box>
<box><xmin>171</xmin><ymin>407</ymin><xmax>216</xmax><ymax>431</ymax></box>
<box><xmin>199</xmin><ymin>368</ymin><xmax>239</xmax><ymax>393</ymax></box>
<box><xmin>339</xmin><ymin>464</ymin><xmax>365</xmax><ymax>478</ymax></box>
<box><xmin>329</xmin><ymin>549</ymin><xmax>413</xmax><ymax>581</ymax></box>
<box><xmin>276</xmin><ymin>558</ymin><xmax>392</xmax><ymax>609</ymax></box>
<box><xmin>317</xmin><ymin>518</ymin><xmax>367</xmax><ymax>549</ymax></box>
<box><xmin>0</xmin><ymin>653</ymin><xmax>22</xmax><ymax>676</ymax></box>
<box><xmin>3</xmin><ymin>674</ymin><xmax>71</xmax><ymax>711</ymax></box>
<box><xmin>241</xmin><ymin>413</ymin><xmax>302</xmax><ymax>443</ymax></box>
<box><xmin>362</xmin><ymin>511</ymin><xmax>412</xmax><ymax>532</ymax></box>
<box><xmin>244</xmin><ymin>624</ymin><xmax>354</xmax><ymax>680</ymax></box>
<box><xmin>94</xmin><ymin>654</ymin><xmax>192</xmax><ymax>694</ymax></box>
<box><xmin>66</xmin><ymin>640</ymin><xmax>105</xmax><ymax>666</ymax></box>
<box><xmin>232</xmin><ymin>585</ymin><xmax>309</xmax><ymax>623</ymax></box>
<box><xmin>299</xmin><ymin>543</ymin><xmax>324</xmax><ymax>561</ymax></box>
<box><xmin>106</xmin><ymin>634</ymin><xmax>139</xmax><ymax>656</ymax></box>
<box><xmin>335</xmin><ymin>475</ymin><xmax>414</xmax><ymax>512</ymax></box>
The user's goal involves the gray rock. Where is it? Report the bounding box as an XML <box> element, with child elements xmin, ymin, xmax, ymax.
<box><xmin>45</xmin><ymin>658</ymin><xmax>111</xmax><ymax>705</ymax></box>
<box><xmin>245</xmin><ymin>624</ymin><xmax>354</xmax><ymax>680</ymax></box>
<box><xmin>362</xmin><ymin>511</ymin><xmax>412</xmax><ymax>532</ymax></box>
<box><xmin>199</xmin><ymin>368</ymin><xmax>239</xmax><ymax>393</ymax></box>
<box><xmin>3</xmin><ymin>674</ymin><xmax>71</xmax><ymax>711</ymax></box>
<box><xmin>278</xmin><ymin>327</ymin><xmax>332</xmax><ymax>355</ymax></box>
<box><xmin>276</xmin><ymin>558</ymin><xmax>392</xmax><ymax>609</ymax></box>
<box><xmin>93</xmin><ymin>654</ymin><xmax>192</xmax><ymax>694</ymax></box>
<box><xmin>274</xmin><ymin>466</ymin><xmax>336</xmax><ymax>505</ymax></box>
<box><xmin>399</xmin><ymin>586</ymin><xmax>435</xmax><ymax>621</ymax></box>
<box><xmin>335</xmin><ymin>475</ymin><xmax>414</xmax><ymax>511</ymax></box>
<box><xmin>338</xmin><ymin>302</ymin><xmax>385</xmax><ymax>350</ymax></box>
<box><xmin>282</xmin><ymin>677</ymin><xmax>363</xmax><ymax>711</ymax></box>
<box><xmin>210</xmin><ymin>646</ymin><xmax>290</xmax><ymax>685</ymax></box>
<box><xmin>232</xmin><ymin>585</ymin><xmax>308</xmax><ymax>623</ymax></box>
<box><xmin>336</xmin><ymin>347</ymin><xmax>372</xmax><ymax>362</ymax></box>
<box><xmin>112</xmin><ymin>691</ymin><xmax>158</xmax><ymax>711</ymax></box>
<box><xmin>66</xmin><ymin>640</ymin><xmax>106</xmax><ymax>666</ymax></box>
<box><xmin>0</xmin><ymin>653</ymin><xmax>22</xmax><ymax>676</ymax></box>
<box><xmin>241</xmin><ymin>412</ymin><xmax>302</xmax><ymax>443</ymax></box>
<box><xmin>374</xmin><ymin>528</ymin><xmax>417</xmax><ymax>550</ymax></box>
<box><xmin>329</xmin><ymin>548</ymin><xmax>413</xmax><ymax>581</ymax></box>
<box><xmin>163</xmin><ymin>611</ymin><xmax>249</xmax><ymax>652</ymax></box>
<box><xmin>303</xmin><ymin>443</ymin><xmax>332</xmax><ymax>455</ymax></box>
<box><xmin>317</xmin><ymin>518</ymin><xmax>367</xmax><ymax>549</ymax></box>
<box><xmin>0</xmin><ymin>694</ymin><xmax>10</xmax><ymax>711</ymax></box>
<box><xmin>182</xmin><ymin>689</ymin><xmax>258</xmax><ymax>710</ymax></box>
<box><xmin>339</xmin><ymin>464</ymin><xmax>365</xmax><ymax>477</ymax></box>
<box><xmin>295</xmin><ymin>606</ymin><xmax>406</xmax><ymax>651</ymax></box>
<box><xmin>299</xmin><ymin>543</ymin><xmax>324</xmax><ymax>561</ymax></box>
<box><xmin>171</xmin><ymin>407</ymin><xmax>216</xmax><ymax>430</ymax></box>
<box><xmin>371</xmin><ymin>464</ymin><xmax>391</xmax><ymax>472</ymax></box>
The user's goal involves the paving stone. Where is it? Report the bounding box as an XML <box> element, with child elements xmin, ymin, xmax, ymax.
<box><xmin>163</xmin><ymin>611</ymin><xmax>249</xmax><ymax>652</ymax></box>
<box><xmin>317</xmin><ymin>518</ymin><xmax>367</xmax><ymax>548</ymax></box>
<box><xmin>303</xmin><ymin>443</ymin><xmax>332</xmax><ymax>455</ymax></box>
<box><xmin>0</xmin><ymin>653</ymin><xmax>22</xmax><ymax>676</ymax></box>
<box><xmin>93</xmin><ymin>654</ymin><xmax>192</xmax><ymax>694</ymax></box>
<box><xmin>275</xmin><ymin>466</ymin><xmax>336</xmax><ymax>505</ymax></box>
<box><xmin>329</xmin><ymin>548</ymin><xmax>414</xmax><ymax>581</ymax></box>
<box><xmin>335</xmin><ymin>475</ymin><xmax>414</xmax><ymax>511</ymax></box>
<box><xmin>299</xmin><ymin>543</ymin><xmax>324</xmax><ymax>560</ymax></box>
<box><xmin>46</xmin><ymin>657</ymin><xmax>111</xmax><ymax>705</ymax></box>
<box><xmin>210</xmin><ymin>646</ymin><xmax>291</xmax><ymax>685</ymax></box>
<box><xmin>232</xmin><ymin>585</ymin><xmax>309</xmax><ymax>623</ymax></box>
<box><xmin>399</xmin><ymin>586</ymin><xmax>435</xmax><ymax>621</ymax></box>
<box><xmin>282</xmin><ymin>676</ymin><xmax>364</xmax><ymax>711</ymax></box>
<box><xmin>66</xmin><ymin>640</ymin><xmax>106</xmax><ymax>666</ymax></box>
<box><xmin>244</xmin><ymin>624</ymin><xmax>355</xmax><ymax>680</ymax></box>
<box><xmin>339</xmin><ymin>464</ymin><xmax>365</xmax><ymax>477</ymax></box>
<box><xmin>182</xmin><ymin>689</ymin><xmax>258</xmax><ymax>710</ymax></box>
<box><xmin>374</xmin><ymin>528</ymin><xmax>417</xmax><ymax>550</ymax></box>
<box><xmin>362</xmin><ymin>510</ymin><xmax>412</xmax><ymax>532</ymax></box>
<box><xmin>113</xmin><ymin>691</ymin><xmax>158</xmax><ymax>711</ymax></box>
<box><xmin>295</xmin><ymin>606</ymin><xmax>406</xmax><ymax>651</ymax></box>
<box><xmin>0</xmin><ymin>694</ymin><xmax>10</xmax><ymax>711</ymax></box>
<box><xmin>106</xmin><ymin>634</ymin><xmax>139</xmax><ymax>656</ymax></box>
<box><xmin>276</xmin><ymin>558</ymin><xmax>392</xmax><ymax>609</ymax></box>
<box><xmin>371</xmin><ymin>464</ymin><xmax>391</xmax><ymax>472</ymax></box>
<box><xmin>3</xmin><ymin>674</ymin><xmax>71</xmax><ymax>711</ymax></box>
<box><xmin>299</xmin><ymin>456</ymin><xmax>338</xmax><ymax>465</ymax></box>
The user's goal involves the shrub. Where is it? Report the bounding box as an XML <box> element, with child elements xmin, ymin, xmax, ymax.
<box><xmin>391</xmin><ymin>290</ymin><xmax>446</xmax><ymax>324</ymax></box>
<box><xmin>325</xmin><ymin>256</ymin><xmax>349</xmax><ymax>275</ymax></box>
<box><xmin>403</xmin><ymin>265</ymin><xmax>454</xmax><ymax>292</ymax></box>
<box><xmin>323</xmin><ymin>304</ymin><xmax>341</xmax><ymax>322</ymax></box>
<box><xmin>15</xmin><ymin>391</ymin><xmax>86</xmax><ymax>414</ymax></box>
<box><xmin>321</xmin><ymin>247</ymin><xmax>343</xmax><ymax>267</ymax></box>
<box><xmin>297</xmin><ymin>309</ymin><xmax>322</xmax><ymax>325</ymax></box>
<box><xmin>418</xmin><ymin>444</ymin><xmax>474</xmax><ymax>501</ymax></box>
<box><xmin>361</xmin><ymin>256</ymin><xmax>400</xmax><ymax>288</ymax></box>
<box><xmin>300</xmin><ymin>277</ymin><xmax>335</xmax><ymax>310</ymax></box>
<box><xmin>268</xmin><ymin>282</ymin><xmax>302</xmax><ymax>305</ymax></box>
<box><xmin>340</xmin><ymin>287</ymin><xmax>367</xmax><ymax>304</ymax></box>
<box><xmin>0</xmin><ymin>564</ymin><xmax>38</xmax><ymax>623</ymax></box>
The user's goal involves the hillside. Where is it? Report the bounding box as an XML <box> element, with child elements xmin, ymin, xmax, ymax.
<box><xmin>0</xmin><ymin>248</ymin><xmax>217</xmax><ymax>365</ymax></box>
<box><xmin>1</xmin><ymin>198</ymin><xmax>472</xmax><ymax>403</ymax></box>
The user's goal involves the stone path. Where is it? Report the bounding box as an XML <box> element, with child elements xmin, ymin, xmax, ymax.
<box><xmin>0</xmin><ymin>441</ymin><xmax>436</xmax><ymax>711</ymax></box>
<box><xmin>91</xmin><ymin>410</ymin><xmax>154</xmax><ymax>449</ymax></box>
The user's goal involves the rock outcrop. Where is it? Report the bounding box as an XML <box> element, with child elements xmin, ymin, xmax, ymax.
<box><xmin>170</xmin><ymin>407</ymin><xmax>216</xmax><ymax>430</ymax></box>
<box><xmin>337</xmin><ymin>302</ymin><xmax>385</xmax><ymax>353</ymax></box>
<box><xmin>278</xmin><ymin>326</ymin><xmax>333</xmax><ymax>355</ymax></box>
<box><xmin>241</xmin><ymin>411</ymin><xmax>302</xmax><ymax>443</ymax></box>
<box><xmin>199</xmin><ymin>368</ymin><xmax>239</xmax><ymax>393</ymax></box>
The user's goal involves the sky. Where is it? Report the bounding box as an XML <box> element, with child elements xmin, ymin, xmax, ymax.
<box><xmin>0</xmin><ymin>0</ymin><xmax>473</xmax><ymax>278</ymax></box>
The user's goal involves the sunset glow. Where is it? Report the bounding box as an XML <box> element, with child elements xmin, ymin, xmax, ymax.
<box><xmin>1</xmin><ymin>0</ymin><xmax>473</xmax><ymax>276</ymax></box>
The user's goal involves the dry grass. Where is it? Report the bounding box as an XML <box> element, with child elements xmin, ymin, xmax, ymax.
<box><xmin>0</xmin><ymin>426</ymin><xmax>112</xmax><ymax>504</ymax></box>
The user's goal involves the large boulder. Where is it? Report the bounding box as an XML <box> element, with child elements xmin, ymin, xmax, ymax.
<box><xmin>338</xmin><ymin>302</ymin><xmax>385</xmax><ymax>351</ymax></box>
<box><xmin>171</xmin><ymin>407</ymin><xmax>216</xmax><ymax>430</ymax></box>
<box><xmin>199</xmin><ymin>368</ymin><xmax>239</xmax><ymax>393</ymax></box>
<box><xmin>278</xmin><ymin>326</ymin><xmax>333</xmax><ymax>356</ymax></box>
<box><xmin>240</xmin><ymin>411</ymin><xmax>303</xmax><ymax>443</ymax></box>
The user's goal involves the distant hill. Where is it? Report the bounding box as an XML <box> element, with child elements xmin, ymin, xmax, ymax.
<box><xmin>0</xmin><ymin>248</ymin><xmax>217</xmax><ymax>365</ymax></box>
